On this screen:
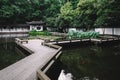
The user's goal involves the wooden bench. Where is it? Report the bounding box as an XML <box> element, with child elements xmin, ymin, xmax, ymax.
<box><xmin>44</xmin><ymin>39</ymin><xmax>50</xmax><ymax>43</ymax></box>
<box><xmin>15</xmin><ymin>38</ymin><xmax>28</xmax><ymax>44</ymax></box>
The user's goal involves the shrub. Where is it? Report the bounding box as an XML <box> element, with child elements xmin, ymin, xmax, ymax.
<box><xmin>67</xmin><ymin>30</ymin><xmax>99</xmax><ymax>39</ymax></box>
<box><xmin>29</xmin><ymin>30</ymin><xmax>52</xmax><ymax>36</ymax></box>
<box><xmin>28</xmin><ymin>30</ymin><xmax>37</xmax><ymax>36</ymax></box>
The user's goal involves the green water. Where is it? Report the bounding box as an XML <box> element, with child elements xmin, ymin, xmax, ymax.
<box><xmin>0</xmin><ymin>37</ymin><xmax>26</xmax><ymax>70</ymax></box>
<box><xmin>60</xmin><ymin>44</ymin><xmax>120</xmax><ymax>80</ymax></box>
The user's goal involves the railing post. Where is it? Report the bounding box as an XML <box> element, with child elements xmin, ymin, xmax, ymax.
<box><xmin>37</xmin><ymin>70</ymin><xmax>51</xmax><ymax>80</ymax></box>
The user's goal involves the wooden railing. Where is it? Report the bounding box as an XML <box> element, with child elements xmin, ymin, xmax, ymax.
<box><xmin>45</xmin><ymin>38</ymin><xmax>91</xmax><ymax>44</ymax></box>
<box><xmin>15</xmin><ymin>38</ymin><xmax>34</xmax><ymax>54</ymax></box>
<box><xmin>37</xmin><ymin>42</ymin><xmax>62</xmax><ymax>80</ymax></box>
<box><xmin>15</xmin><ymin>38</ymin><xmax>62</xmax><ymax>80</ymax></box>
<box><xmin>15</xmin><ymin>38</ymin><xmax>28</xmax><ymax>43</ymax></box>
<box><xmin>37</xmin><ymin>69</ymin><xmax>51</xmax><ymax>80</ymax></box>
<box><xmin>15</xmin><ymin>35</ymin><xmax>120</xmax><ymax>80</ymax></box>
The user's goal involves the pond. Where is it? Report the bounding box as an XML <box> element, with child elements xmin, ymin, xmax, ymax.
<box><xmin>47</xmin><ymin>42</ymin><xmax>120</xmax><ymax>80</ymax></box>
<box><xmin>1</xmin><ymin>34</ymin><xmax>120</xmax><ymax>80</ymax></box>
<box><xmin>0</xmin><ymin>34</ymin><xmax>28</xmax><ymax>70</ymax></box>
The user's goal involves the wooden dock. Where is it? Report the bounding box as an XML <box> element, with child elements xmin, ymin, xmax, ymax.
<box><xmin>48</xmin><ymin>38</ymin><xmax>91</xmax><ymax>44</ymax></box>
<box><xmin>0</xmin><ymin>35</ymin><xmax>119</xmax><ymax>80</ymax></box>
<box><xmin>47</xmin><ymin>35</ymin><xmax>120</xmax><ymax>44</ymax></box>
<box><xmin>0</xmin><ymin>39</ymin><xmax>62</xmax><ymax>80</ymax></box>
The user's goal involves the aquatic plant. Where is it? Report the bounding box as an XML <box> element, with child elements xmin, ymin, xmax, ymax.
<box><xmin>67</xmin><ymin>30</ymin><xmax>99</xmax><ymax>39</ymax></box>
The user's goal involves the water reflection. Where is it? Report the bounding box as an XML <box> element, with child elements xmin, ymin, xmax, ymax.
<box><xmin>0</xmin><ymin>34</ymin><xmax>28</xmax><ymax>38</ymax></box>
<box><xmin>60</xmin><ymin>44</ymin><xmax>120</xmax><ymax>80</ymax></box>
<box><xmin>0</xmin><ymin>34</ymin><xmax>28</xmax><ymax>70</ymax></box>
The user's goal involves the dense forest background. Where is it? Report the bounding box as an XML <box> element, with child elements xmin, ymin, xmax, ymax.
<box><xmin>0</xmin><ymin>0</ymin><xmax>120</xmax><ymax>29</ymax></box>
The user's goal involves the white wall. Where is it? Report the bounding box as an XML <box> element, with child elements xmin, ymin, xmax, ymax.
<box><xmin>0</xmin><ymin>28</ymin><xmax>29</xmax><ymax>32</ymax></box>
<box><xmin>114</xmin><ymin>28</ymin><xmax>120</xmax><ymax>35</ymax></box>
<box><xmin>95</xmin><ymin>28</ymin><xmax>104</xmax><ymax>34</ymax></box>
<box><xmin>30</xmin><ymin>25</ymin><xmax>43</xmax><ymax>31</ymax></box>
<box><xmin>95</xmin><ymin>28</ymin><xmax>120</xmax><ymax>35</ymax></box>
<box><xmin>68</xmin><ymin>28</ymin><xmax>76</xmax><ymax>31</ymax></box>
<box><xmin>104</xmin><ymin>28</ymin><xmax>112</xmax><ymax>34</ymax></box>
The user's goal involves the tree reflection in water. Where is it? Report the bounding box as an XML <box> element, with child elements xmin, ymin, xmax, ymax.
<box><xmin>60</xmin><ymin>44</ymin><xmax>120</xmax><ymax>80</ymax></box>
<box><xmin>0</xmin><ymin>35</ymin><xmax>27</xmax><ymax>70</ymax></box>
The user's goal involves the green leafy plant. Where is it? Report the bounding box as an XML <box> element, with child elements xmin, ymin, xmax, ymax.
<box><xmin>67</xmin><ymin>30</ymin><xmax>99</xmax><ymax>39</ymax></box>
<box><xmin>28</xmin><ymin>30</ymin><xmax>37</xmax><ymax>36</ymax></box>
<box><xmin>29</xmin><ymin>30</ymin><xmax>52</xmax><ymax>36</ymax></box>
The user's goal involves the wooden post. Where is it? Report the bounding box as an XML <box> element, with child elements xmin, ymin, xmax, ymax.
<box><xmin>70</xmin><ymin>40</ymin><xmax>71</xmax><ymax>43</ymax></box>
<box><xmin>56</xmin><ymin>40</ymin><xmax>58</xmax><ymax>44</ymax></box>
<box><xmin>112</xmin><ymin>27</ymin><xmax>114</xmax><ymax>35</ymax></box>
<box><xmin>79</xmin><ymin>39</ymin><xmax>81</xmax><ymax>42</ymax></box>
<box><xmin>102</xmin><ymin>28</ymin><xmax>105</xmax><ymax>35</ymax></box>
<box><xmin>37</xmin><ymin>70</ymin><xmax>51</xmax><ymax>80</ymax></box>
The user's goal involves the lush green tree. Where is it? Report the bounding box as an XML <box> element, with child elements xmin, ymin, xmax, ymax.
<box><xmin>56</xmin><ymin>2</ymin><xmax>79</xmax><ymax>30</ymax></box>
<box><xmin>76</xmin><ymin>0</ymin><xmax>116</xmax><ymax>30</ymax></box>
<box><xmin>56</xmin><ymin>2</ymin><xmax>74</xmax><ymax>32</ymax></box>
<box><xmin>45</xmin><ymin>1</ymin><xmax>74</xmax><ymax>30</ymax></box>
<box><xmin>107</xmin><ymin>0</ymin><xmax>120</xmax><ymax>27</ymax></box>
<box><xmin>94</xmin><ymin>0</ymin><xmax>113</xmax><ymax>27</ymax></box>
<box><xmin>0</xmin><ymin>0</ymin><xmax>43</xmax><ymax>24</ymax></box>
<box><xmin>0</xmin><ymin>0</ymin><xmax>27</xmax><ymax>23</ymax></box>
<box><xmin>76</xmin><ymin>0</ymin><xmax>98</xmax><ymax>30</ymax></box>
<box><xmin>45</xmin><ymin>0</ymin><xmax>119</xmax><ymax>29</ymax></box>
<box><xmin>0</xmin><ymin>0</ymin><xmax>120</xmax><ymax>29</ymax></box>
<box><xmin>45</xmin><ymin>17</ymin><xmax>56</xmax><ymax>27</ymax></box>
<box><xmin>43</xmin><ymin>0</ymin><xmax>62</xmax><ymax>28</ymax></box>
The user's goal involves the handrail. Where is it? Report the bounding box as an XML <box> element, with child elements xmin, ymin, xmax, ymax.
<box><xmin>37</xmin><ymin>42</ymin><xmax>62</xmax><ymax>80</ymax></box>
<box><xmin>41</xmin><ymin>45</ymin><xmax>62</xmax><ymax>73</ymax></box>
<box><xmin>47</xmin><ymin>38</ymin><xmax>91</xmax><ymax>44</ymax></box>
<box><xmin>15</xmin><ymin>38</ymin><xmax>62</xmax><ymax>80</ymax></box>
<box><xmin>43</xmin><ymin>42</ymin><xmax>62</xmax><ymax>49</ymax></box>
<box><xmin>37</xmin><ymin>69</ymin><xmax>51</xmax><ymax>80</ymax></box>
<box><xmin>15</xmin><ymin>38</ymin><xmax>34</xmax><ymax>54</ymax></box>
<box><xmin>15</xmin><ymin>38</ymin><xmax>28</xmax><ymax>43</ymax></box>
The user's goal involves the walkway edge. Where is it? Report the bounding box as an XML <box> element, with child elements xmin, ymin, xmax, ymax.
<box><xmin>15</xmin><ymin>38</ymin><xmax>62</xmax><ymax>80</ymax></box>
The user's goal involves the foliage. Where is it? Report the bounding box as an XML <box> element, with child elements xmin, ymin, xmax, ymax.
<box><xmin>76</xmin><ymin>0</ymin><xmax>113</xmax><ymax>29</ymax></box>
<box><xmin>58</xmin><ymin>2</ymin><xmax>73</xmax><ymax>28</ymax></box>
<box><xmin>0</xmin><ymin>0</ymin><xmax>62</xmax><ymax>24</ymax></box>
<box><xmin>45</xmin><ymin>17</ymin><xmax>57</xmax><ymax>27</ymax></box>
<box><xmin>106</xmin><ymin>0</ymin><xmax>120</xmax><ymax>27</ymax></box>
<box><xmin>0</xmin><ymin>0</ymin><xmax>120</xmax><ymax>28</ymax></box>
<box><xmin>29</xmin><ymin>30</ymin><xmax>37</xmax><ymax>36</ymax></box>
<box><xmin>67</xmin><ymin>30</ymin><xmax>99</xmax><ymax>39</ymax></box>
<box><xmin>56</xmin><ymin>2</ymin><xmax>80</xmax><ymax>28</ymax></box>
<box><xmin>29</xmin><ymin>30</ymin><xmax>52</xmax><ymax>36</ymax></box>
<box><xmin>54</xmin><ymin>0</ymin><xmax>116</xmax><ymax>30</ymax></box>
<box><xmin>0</xmin><ymin>0</ymin><xmax>42</xmax><ymax>24</ymax></box>
<box><xmin>93</xmin><ymin>0</ymin><xmax>114</xmax><ymax>27</ymax></box>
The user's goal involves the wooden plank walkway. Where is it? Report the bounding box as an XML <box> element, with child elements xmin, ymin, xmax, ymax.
<box><xmin>48</xmin><ymin>37</ymin><xmax>119</xmax><ymax>44</ymax></box>
<box><xmin>49</xmin><ymin>39</ymin><xmax>91</xmax><ymax>44</ymax></box>
<box><xmin>0</xmin><ymin>39</ymin><xmax>58</xmax><ymax>80</ymax></box>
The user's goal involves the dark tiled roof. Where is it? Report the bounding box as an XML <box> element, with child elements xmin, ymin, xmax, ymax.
<box><xmin>0</xmin><ymin>24</ymin><xmax>29</xmax><ymax>27</ymax></box>
<box><xmin>26</xmin><ymin>21</ymin><xmax>45</xmax><ymax>25</ymax></box>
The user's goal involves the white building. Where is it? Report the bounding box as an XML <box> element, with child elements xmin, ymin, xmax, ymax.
<box><xmin>0</xmin><ymin>24</ymin><xmax>29</xmax><ymax>34</ymax></box>
<box><xmin>0</xmin><ymin>21</ymin><xmax>45</xmax><ymax>34</ymax></box>
<box><xmin>95</xmin><ymin>28</ymin><xmax>120</xmax><ymax>35</ymax></box>
<box><xmin>27</xmin><ymin>21</ymin><xmax>45</xmax><ymax>31</ymax></box>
